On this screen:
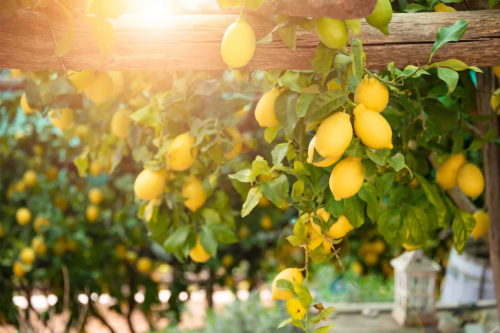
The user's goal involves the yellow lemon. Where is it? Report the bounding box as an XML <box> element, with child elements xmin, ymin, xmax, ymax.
<box><xmin>23</xmin><ymin>170</ymin><xmax>37</xmax><ymax>187</ymax></box>
<box><xmin>302</xmin><ymin>208</ymin><xmax>332</xmax><ymax>235</ymax></box>
<box><xmin>13</xmin><ymin>261</ymin><xmax>26</xmax><ymax>278</ymax></box>
<box><xmin>222</xmin><ymin>254</ymin><xmax>234</xmax><ymax>267</ymax></box>
<box><xmin>354</xmin><ymin>76</ymin><xmax>389</xmax><ymax>113</ymax></box>
<box><xmin>255</xmin><ymin>87</ymin><xmax>281</xmax><ymax>128</ymax></box>
<box><xmin>260</xmin><ymin>215</ymin><xmax>273</xmax><ymax>230</ymax></box>
<box><xmin>86</xmin><ymin>205</ymin><xmax>99</xmax><ymax>222</ymax></box>
<box><xmin>307</xmin><ymin>136</ymin><xmax>341</xmax><ymax>167</ymax></box>
<box><xmin>306</xmin><ymin>222</ymin><xmax>324</xmax><ymax>251</ymax></box>
<box><xmin>328</xmin><ymin>215</ymin><xmax>354</xmax><ymax>239</ymax></box>
<box><xmin>16</xmin><ymin>208</ymin><xmax>32</xmax><ymax>225</ymax></box>
<box><xmin>167</xmin><ymin>132</ymin><xmax>199</xmax><ymax>171</ymax></box>
<box><xmin>315</xmin><ymin>112</ymin><xmax>353</xmax><ymax>158</ymax></box>
<box><xmin>20</xmin><ymin>93</ymin><xmax>36</xmax><ymax>115</ymax></box>
<box><xmin>20</xmin><ymin>247</ymin><xmax>36</xmax><ymax>264</ymax></box>
<box><xmin>10</xmin><ymin>69</ymin><xmax>23</xmax><ymax>78</ymax></box>
<box><xmin>108</xmin><ymin>71</ymin><xmax>124</xmax><ymax>97</ymax></box>
<box><xmin>329</xmin><ymin>157</ymin><xmax>364</xmax><ymax>201</ymax></box>
<box><xmin>189</xmin><ymin>236</ymin><xmax>211</xmax><ymax>263</ymax></box>
<box><xmin>457</xmin><ymin>163</ymin><xmax>484</xmax><ymax>198</ymax></box>
<box><xmin>472</xmin><ymin>210</ymin><xmax>490</xmax><ymax>241</ymax></box>
<box><xmin>136</xmin><ymin>257</ymin><xmax>153</xmax><ymax>274</ymax></box>
<box><xmin>89</xmin><ymin>159</ymin><xmax>103</xmax><ymax>177</ymax></box>
<box><xmin>49</xmin><ymin>108</ymin><xmax>74</xmax><ymax>130</ymax></box>
<box><xmin>351</xmin><ymin>261</ymin><xmax>363</xmax><ymax>276</ymax></box>
<box><xmin>353</xmin><ymin>104</ymin><xmax>393</xmax><ymax>150</ymax></box>
<box><xmin>68</xmin><ymin>70</ymin><xmax>95</xmax><ymax>91</ymax></box>
<box><xmin>372</xmin><ymin>239</ymin><xmax>387</xmax><ymax>253</ymax></box>
<box><xmin>258</xmin><ymin>196</ymin><xmax>270</xmax><ymax>207</ymax></box>
<box><xmin>89</xmin><ymin>188</ymin><xmax>103</xmax><ymax>205</ymax></box>
<box><xmin>75</xmin><ymin>124</ymin><xmax>89</xmax><ymax>139</ymax></box>
<box><xmin>436</xmin><ymin>153</ymin><xmax>466</xmax><ymax>189</ymax></box>
<box><xmin>134</xmin><ymin>168</ymin><xmax>167</xmax><ymax>201</ymax></box>
<box><xmin>491</xmin><ymin>88</ymin><xmax>500</xmax><ymax>113</ymax></box>
<box><xmin>111</xmin><ymin>108</ymin><xmax>131</xmax><ymax>139</ymax></box>
<box><xmin>233</xmin><ymin>70</ymin><xmax>248</xmax><ymax>82</ymax></box>
<box><xmin>31</xmin><ymin>237</ymin><xmax>47</xmax><ymax>256</ymax></box>
<box><xmin>286</xmin><ymin>298</ymin><xmax>306</xmax><ymax>320</ymax></box>
<box><xmin>363</xmin><ymin>252</ymin><xmax>379</xmax><ymax>266</ymax></box>
<box><xmin>182</xmin><ymin>175</ymin><xmax>207</xmax><ymax>212</ymax></box>
<box><xmin>271</xmin><ymin>268</ymin><xmax>304</xmax><ymax>301</ymax></box>
<box><xmin>221</xmin><ymin>17</ymin><xmax>256</xmax><ymax>68</ymax></box>
<box><xmin>403</xmin><ymin>243</ymin><xmax>423</xmax><ymax>252</ymax></box>
<box><xmin>115</xmin><ymin>244</ymin><xmax>127</xmax><ymax>259</ymax></box>
<box><xmin>366</xmin><ymin>0</ymin><xmax>393</xmax><ymax>35</ymax></box>
<box><xmin>33</xmin><ymin>217</ymin><xmax>50</xmax><ymax>233</ymax></box>
<box><xmin>126</xmin><ymin>251</ymin><xmax>138</xmax><ymax>264</ymax></box>
<box><xmin>84</xmin><ymin>72</ymin><xmax>113</xmax><ymax>105</ymax></box>
<box><xmin>315</xmin><ymin>18</ymin><xmax>348</xmax><ymax>49</ymax></box>
<box><xmin>435</xmin><ymin>3</ymin><xmax>456</xmax><ymax>12</ymax></box>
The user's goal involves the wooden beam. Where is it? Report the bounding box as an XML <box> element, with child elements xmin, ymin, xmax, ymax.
<box><xmin>0</xmin><ymin>9</ymin><xmax>499</xmax><ymax>72</ymax></box>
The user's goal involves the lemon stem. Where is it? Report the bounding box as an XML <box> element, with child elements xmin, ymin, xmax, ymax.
<box><xmin>238</xmin><ymin>2</ymin><xmax>245</xmax><ymax>20</ymax></box>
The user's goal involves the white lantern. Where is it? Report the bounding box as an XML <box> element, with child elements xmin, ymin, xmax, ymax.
<box><xmin>390</xmin><ymin>249</ymin><xmax>440</xmax><ymax>327</ymax></box>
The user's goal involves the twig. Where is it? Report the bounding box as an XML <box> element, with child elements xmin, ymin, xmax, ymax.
<box><xmin>88</xmin><ymin>300</ymin><xmax>116</xmax><ymax>333</ymax></box>
<box><xmin>126</xmin><ymin>264</ymin><xmax>137</xmax><ymax>333</ymax></box>
<box><xmin>326</xmin><ymin>237</ymin><xmax>357</xmax><ymax>288</ymax></box>
<box><xmin>73</xmin><ymin>286</ymin><xmax>89</xmax><ymax>333</ymax></box>
<box><xmin>42</xmin><ymin>7</ymin><xmax>70</xmax><ymax>77</ymax></box>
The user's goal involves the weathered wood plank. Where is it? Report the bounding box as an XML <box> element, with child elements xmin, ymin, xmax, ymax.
<box><xmin>0</xmin><ymin>9</ymin><xmax>499</xmax><ymax>71</ymax></box>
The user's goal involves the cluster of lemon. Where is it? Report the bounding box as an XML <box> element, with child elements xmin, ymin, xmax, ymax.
<box><xmin>86</xmin><ymin>187</ymin><xmax>103</xmax><ymax>223</ymax></box>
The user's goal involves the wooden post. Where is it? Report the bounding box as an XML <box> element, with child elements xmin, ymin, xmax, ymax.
<box><xmin>476</xmin><ymin>69</ymin><xmax>500</xmax><ymax>318</ymax></box>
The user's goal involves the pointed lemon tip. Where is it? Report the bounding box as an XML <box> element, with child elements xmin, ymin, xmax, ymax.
<box><xmin>388</xmin><ymin>143</ymin><xmax>393</xmax><ymax>149</ymax></box>
<box><xmin>380</xmin><ymin>27</ymin><xmax>389</xmax><ymax>35</ymax></box>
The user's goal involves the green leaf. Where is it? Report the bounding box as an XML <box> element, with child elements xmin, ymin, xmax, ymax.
<box><xmin>305</xmin><ymin>90</ymin><xmax>348</xmax><ymax>124</ymax></box>
<box><xmin>228</xmin><ymin>169</ymin><xmax>252</xmax><ymax>183</ymax></box>
<box><xmin>350</xmin><ymin>39</ymin><xmax>363</xmax><ymax>83</ymax></box>
<box><xmin>54</xmin><ymin>2</ymin><xmax>74</xmax><ymax>57</ymax></box>
<box><xmin>277</xmin><ymin>318</ymin><xmax>294</xmax><ymax>329</ymax></box>
<box><xmin>438</xmin><ymin>67</ymin><xmax>459</xmax><ymax>93</ymax></box>
<box><xmin>201</xmin><ymin>208</ymin><xmax>221</xmax><ymax>224</ymax></box>
<box><xmin>378</xmin><ymin>208</ymin><xmax>405</xmax><ymax>246</ymax></box>
<box><xmin>415</xmin><ymin>174</ymin><xmax>445</xmax><ymax>209</ymax></box>
<box><xmin>358</xmin><ymin>183</ymin><xmax>381</xmax><ymax>222</ymax></box>
<box><xmin>452</xmin><ymin>132</ymin><xmax>464</xmax><ymax>154</ymax></box>
<box><xmin>278</xmin><ymin>24</ymin><xmax>297</xmax><ymax>50</ymax></box>
<box><xmin>406</xmin><ymin>205</ymin><xmax>429</xmax><ymax>245</ymax></box>
<box><xmin>429</xmin><ymin>59</ymin><xmax>483</xmax><ymax>73</ymax></box>
<box><xmin>200</xmin><ymin>226</ymin><xmax>218</xmax><ymax>257</ymax></box>
<box><xmin>251</xmin><ymin>156</ymin><xmax>271</xmax><ymax>179</ymax></box>
<box><xmin>325</xmin><ymin>192</ymin><xmax>344</xmax><ymax>218</ymax></box>
<box><xmin>431</xmin><ymin>20</ymin><xmax>468</xmax><ymax>60</ymax></box>
<box><xmin>313</xmin><ymin>325</ymin><xmax>336</xmax><ymax>333</ymax></box>
<box><xmin>387</xmin><ymin>153</ymin><xmax>411</xmax><ymax>176</ymax></box>
<box><xmin>275</xmin><ymin>90</ymin><xmax>299</xmax><ymax>138</ymax></box>
<box><xmin>88</xmin><ymin>0</ymin><xmax>130</xmax><ymax>18</ymax></box>
<box><xmin>264</xmin><ymin>124</ymin><xmax>281</xmax><ymax>143</ymax></box>
<box><xmin>276</xmin><ymin>279</ymin><xmax>297</xmax><ymax>297</ymax></box>
<box><xmin>280</xmin><ymin>71</ymin><xmax>308</xmax><ymax>93</ymax></box>
<box><xmin>206</xmin><ymin>224</ymin><xmax>239</xmax><ymax>244</ymax></box>
<box><xmin>345</xmin><ymin>138</ymin><xmax>365</xmax><ymax>158</ymax></box>
<box><xmin>490</xmin><ymin>0</ymin><xmax>500</xmax><ymax>10</ymax></box>
<box><xmin>334</xmin><ymin>54</ymin><xmax>352</xmax><ymax>73</ymax></box>
<box><xmin>294</xmin><ymin>214</ymin><xmax>308</xmax><ymax>239</ymax></box>
<box><xmin>296</xmin><ymin>94</ymin><xmax>316</xmax><ymax>118</ymax></box>
<box><xmin>261</xmin><ymin>174</ymin><xmax>289</xmax><ymax>208</ymax></box>
<box><xmin>130</xmin><ymin>106</ymin><xmax>161</xmax><ymax>127</ymax></box>
<box><xmin>375</xmin><ymin>172</ymin><xmax>396</xmax><ymax>200</ymax></box>
<box><xmin>164</xmin><ymin>226</ymin><xmax>192</xmax><ymax>253</ymax></box>
<box><xmin>292</xmin><ymin>179</ymin><xmax>305</xmax><ymax>201</ymax></box>
<box><xmin>310</xmin><ymin>43</ymin><xmax>336</xmax><ymax>74</ymax></box>
<box><xmin>293</xmin><ymin>278</ymin><xmax>312</xmax><ymax>309</ymax></box>
<box><xmin>362</xmin><ymin>159</ymin><xmax>378</xmax><ymax>178</ymax></box>
<box><xmin>272</xmin><ymin>143</ymin><xmax>290</xmax><ymax>166</ymax></box>
<box><xmin>343</xmin><ymin>195</ymin><xmax>366</xmax><ymax>228</ymax></box>
<box><xmin>365</xmin><ymin>147</ymin><xmax>389</xmax><ymax>166</ymax></box>
<box><xmin>241</xmin><ymin>186</ymin><xmax>263</xmax><ymax>217</ymax></box>
<box><xmin>287</xmin><ymin>235</ymin><xmax>306</xmax><ymax>246</ymax></box>
<box><xmin>88</xmin><ymin>16</ymin><xmax>116</xmax><ymax>58</ymax></box>
<box><xmin>310</xmin><ymin>243</ymin><xmax>335</xmax><ymax>264</ymax></box>
<box><xmin>311</xmin><ymin>306</ymin><xmax>336</xmax><ymax>324</ymax></box>
<box><xmin>452</xmin><ymin>210</ymin><xmax>476</xmax><ymax>254</ymax></box>
<box><xmin>405</xmin><ymin>3</ymin><xmax>428</xmax><ymax>12</ymax></box>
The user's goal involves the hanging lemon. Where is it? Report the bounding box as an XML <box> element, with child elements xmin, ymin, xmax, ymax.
<box><xmin>436</xmin><ymin>153</ymin><xmax>466</xmax><ymax>189</ymax></box>
<box><xmin>221</xmin><ymin>17</ymin><xmax>256</xmax><ymax>68</ymax></box>
<box><xmin>354</xmin><ymin>76</ymin><xmax>389</xmax><ymax>113</ymax></box>
<box><xmin>167</xmin><ymin>132</ymin><xmax>199</xmax><ymax>171</ymax></box>
<box><xmin>353</xmin><ymin>104</ymin><xmax>393</xmax><ymax>150</ymax></box>
<box><xmin>315</xmin><ymin>112</ymin><xmax>353</xmax><ymax>158</ymax></box>
<box><xmin>329</xmin><ymin>157</ymin><xmax>364</xmax><ymax>201</ymax></box>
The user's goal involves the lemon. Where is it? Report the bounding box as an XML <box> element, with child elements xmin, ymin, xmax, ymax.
<box><xmin>53</xmin><ymin>239</ymin><xmax>66</xmax><ymax>257</ymax></box>
<box><xmin>31</xmin><ymin>237</ymin><xmax>47</xmax><ymax>256</ymax></box>
<box><xmin>345</xmin><ymin>19</ymin><xmax>361</xmax><ymax>35</ymax></box>
<box><xmin>10</xmin><ymin>69</ymin><xmax>23</xmax><ymax>78</ymax></box>
<box><xmin>353</xmin><ymin>104</ymin><xmax>393</xmax><ymax>150</ymax></box>
<box><xmin>354</xmin><ymin>76</ymin><xmax>389</xmax><ymax>113</ymax></box>
<box><xmin>68</xmin><ymin>70</ymin><xmax>95</xmax><ymax>91</ymax></box>
<box><xmin>315</xmin><ymin>18</ymin><xmax>349</xmax><ymax>49</ymax></box>
<box><xmin>329</xmin><ymin>157</ymin><xmax>364</xmax><ymax>201</ymax></box>
<box><xmin>75</xmin><ymin>124</ymin><xmax>89</xmax><ymax>139</ymax></box>
<box><xmin>372</xmin><ymin>239</ymin><xmax>386</xmax><ymax>253</ymax></box>
<box><xmin>303</xmin><ymin>208</ymin><xmax>332</xmax><ymax>235</ymax></box>
<box><xmin>221</xmin><ymin>17</ymin><xmax>256</xmax><ymax>68</ymax></box>
<box><xmin>111</xmin><ymin>108</ymin><xmax>131</xmax><ymax>139</ymax></box>
<box><xmin>84</xmin><ymin>72</ymin><xmax>113</xmax><ymax>105</ymax></box>
<box><xmin>307</xmin><ymin>136</ymin><xmax>341</xmax><ymax>167</ymax></box>
<box><xmin>328</xmin><ymin>215</ymin><xmax>354</xmax><ymax>239</ymax></box>
<box><xmin>472</xmin><ymin>210</ymin><xmax>490</xmax><ymax>241</ymax></box>
<box><xmin>259</xmin><ymin>196</ymin><xmax>271</xmax><ymax>207</ymax></box>
<box><xmin>20</xmin><ymin>93</ymin><xmax>36</xmax><ymax>115</ymax></box>
<box><xmin>224</xmin><ymin>127</ymin><xmax>243</xmax><ymax>160</ymax></box>
<box><xmin>33</xmin><ymin>217</ymin><xmax>50</xmax><ymax>233</ymax></box>
<box><xmin>363</xmin><ymin>252</ymin><xmax>379</xmax><ymax>266</ymax></box>
<box><xmin>182</xmin><ymin>175</ymin><xmax>207</xmax><ymax>212</ymax></box>
<box><xmin>366</xmin><ymin>0</ymin><xmax>392</xmax><ymax>35</ymax></box>
<box><xmin>493</xmin><ymin>67</ymin><xmax>500</xmax><ymax>80</ymax></box>
<box><xmin>260</xmin><ymin>215</ymin><xmax>273</xmax><ymax>230</ymax></box>
<box><xmin>457</xmin><ymin>163</ymin><xmax>484</xmax><ymax>198</ymax></box>
<box><xmin>315</xmin><ymin>112</ymin><xmax>353</xmax><ymax>158</ymax></box>
<box><xmin>23</xmin><ymin>170</ymin><xmax>37</xmax><ymax>187</ymax></box>
<box><xmin>233</xmin><ymin>70</ymin><xmax>248</xmax><ymax>82</ymax></box>
<box><xmin>108</xmin><ymin>71</ymin><xmax>124</xmax><ymax>97</ymax></box>
<box><xmin>403</xmin><ymin>243</ymin><xmax>423</xmax><ymax>252</ymax></box>
<box><xmin>351</xmin><ymin>261</ymin><xmax>363</xmax><ymax>276</ymax></box>
<box><xmin>189</xmin><ymin>235</ymin><xmax>211</xmax><ymax>263</ymax></box>
<box><xmin>13</xmin><ymin>261</ymin><xmax>26</xmax><ymax>278</ymax></box>
<box><xmin>222</xmin><ymin>254</ymin><xmax>234</xmax><ymax>267</ymax></box>
<box><xmin>286</xmin><ymin>298</ymin><xmax>306</xmax><ymax>320</ymax></box>
<box><xmin>115</xmin><ymin>244</ymin><xmax>127</xmax><ymax>259</ymax></box>
<box><xmin>255</xmin><ymin>87</ymin><xmax>281</xmax><ymax>128</ymax></box>
<box><xmin>435</xmin><ymin>3</ymin><xmax>456</xmax><ymax>12</ymax></box>
<box><xmin>20</xmin><ymin>247</ymin><xmax>36</xmax><ymax>264</ymax></box>
<box><xmin>436</xmin><ymin>153</ymin><xmax>466</xmax><ymax>189</ymax></box>
<box><xmin>167</xmin><ymin>132</ymin><xmax>199</xmax><ymax>171</ymax></box>
<box><xmin>491</xmin><ymin>88</ymin><xmax>500</xmax><ymax>113</ymax></box>
<box><xmin>298</xmin><ymin>18</ymin><xmax>315</xmax><ymax>31</ymax></box>
<box><xmin>49</xmin><ymin>108</ymin><xmax>74</xmax><ymax>130</ymax></box>
<box><xmin>126</xmin><ymin>251</ymin><xmax>138</xmax><ymax>264</ymax></box>
<box><xmin>137</xmin><ymin>257</ymin><xmax>153</xmax><ymax>274</ymax></box>
<box><xmin>86</xmin><ymin>205</ymin><xmax>99</xmax><ymax>222</ymax></box>
<box><xmin>89</xmin><ymin>188</ymin><xmax>103</xmax><ymax>205</ymax></box>
<box><xmin>271</xmin><ymin>268</ymin><xmax>303</xmax><ymax>301</ymax></box>
<box><xmin>408</xmin><ymin>177</ymin><xmax>420</xmax><ymax>189</ymax></box>
<box><xmin>16</xmin><ymin>208</ymin><xmax>32</xmax><ymax>225</ymax></box>
<box><xmin>134</xmin><ymin>168</ymin><xmax>167</xmax><ymax>201</ymax></box>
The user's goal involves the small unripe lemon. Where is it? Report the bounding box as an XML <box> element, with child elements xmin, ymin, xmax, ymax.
<box><xmin>115</xmin><ymin>244</ymin><xmax>127</xmax><ymax>259</ymax></box>
<box><xmin>89</xmin><ymin>188</ymin><xmax>103</xmax><ymax>205</ymax></box>
<box><xmin>222</xmin><ymin>254</ymin><xmax>234</xmax><ymax>267</ymax></box>
<box><xmin>16</xmin><ymin>208</ymin><xmax>32</xmax><ymax>225</ymax></box>
<box><xmin>271</xmin><ymin>268</ymin><xmax>303</xmax><ymax>301</ymax></box>
<box><xmin>315</xmin><ymin>112</ymin><xmax>353</xmax><ymax>158</ymax></box>
<box><xmin>69</xmin><ymin>70</ymin><xmax>95</xmax><ymax>91</ymax></box>
<box><xmin>33</xmin><ymin>217</ymin><xmax>50</xmax><ymax>233</ymax></box>
<box><xmin>182</xmin><ymin>175</ymin><xmax>207</xmax><ymax>212</ymax></box>
<box><xmin>315</xmin><ymin>18</ymin><xmax>348</xmax><ymax>49</ymax></box>
<box><xmin>353</xmin><ymin>104</ymin><xmax>393</xmax><ymax>150</ymax></box>
<box><xmin>23</xmin><ymin>170</ymin><xmax>37</xmax><ymax>187</ymax></box>
<box><xmin>403</xmin><ymin>243</ymin><xmax>423</xmax><ymax>252</ymax></box>
<box><xmin>436</xmin><ymin>153</ymin><xmax>466</xmax><ymax>189</ymax></box>
<box><xmin>286</xmin><ymin>298</ymin><xmax>306</xmax><ymax>320</ymax></box>
<box><xmin>472</xmin><ymin>210</ymin><xmax>490</xmax><ymax>241</ymax></box>
<box><xmin>457</xmin><ymin>163</ymin><xmax>484</xmax><ymax>198</ymax></box>
<box><xmin>167</xmin><ymin>132</ymin><xmax>199</xmax><ymax>171</ymax></box>
<box><xmin>20</xmin><ymin>247</ymin><xmax>36</xmax><ymax>264</ymax></box>
<box><xmin>13</xmin><ymin>261</ymin><xmax>26</xmax><ymax>278</ymax></box>
<box><xmin>20</xmin><ymin>93</ymin><xmax>36</xmax><ymax>115</ymax></box>
<box><xmin>255</xmin><ymin>87</ymin><xmax>281</xmax><ymax>128</ymax></box>
<box><xmin>89</xmin><ymin>159</ymin><xmax>103</xmax><ymax>177</ymax></box>
<box><xmin>221</xmin><ymin>18</ymin><xmax>256</xmax><ymax>68</ymax></box>
<box><xmin>136</xmin><ymin>257</ymin><xmax>153</xmax><ymax>274</ymax></box>
<box><xmin>491</xmin><ymin>88</ymin><xmax>500</xmax><ymax>114</ymax></box>
<box><xmin>408</xmin><ymin>177</ymin><xmax>420</xmax><ymax>189</ymax></box>
<box><xmin>260</xmin><ymin>215</ymin><xmax>273</xmax><ymax>230</ymax></box>
<box><xmin>307</xmin><ymin>136</ymin><xmax>340</xmax><ymax>167</ymax></box>
<box><xmin>31</xmin><ymin>237</ymin><xmax>47</xmax><ymax>256</ymax></box>
<box><xmin>111</xmin><ymin>108</ymin><xmax>131</xmax><ymax>139</ymax></box>
<box><xmin>86</xmin><ymin>205</ymin><xmax>99</xmax><ymax>222</ymax></box>
<box><xmin>329</xmin><ymin>157</ymin><xmax>364</xmax><ymax>201</ymax></box>
<box><xmin>126</xmin><ymin>251</ymin><xmax>138</xmax><ymax>264</ymax></box>
<box><xmin>366</xmin><ymin>0</ymin><xmax>393</xmax><ymax>35</ymax></box>
<box><xmin>189</xmin><ymin>236</ymin><xmax>211</xmax><ymax>263</ymax></box>
<box><xmin>435</xmin><ymin>3</ymin><xmax>456</xmax><ymax>12</ymax></box>
<box><xmin>354</xmin><ymin>76</ymin><xmax>389</xmax><ymax>113</ymax></box>
<box><xmin>328</xmin><ymin>215</ymin><xmax>353</xmax><ymax>239</ymax></box>
<box><xmin>134</xmin><ymin>168</ymin><xmax>167</xmax><ymax>201</ymax></box>
<box><xmin>49</xmin><ymin>108</ymin><xmax>74</xmax><ymax>130</ymax></box>
<box><xmin>84</xmin><ymin>72</ymin><xmax>113</xmax><ymax>105</ymax></box>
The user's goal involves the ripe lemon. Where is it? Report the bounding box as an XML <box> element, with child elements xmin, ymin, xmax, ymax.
<box><xmin>328</xmin><ymin>215</ymin><xmax>354</xmax><ymax>239</ymax></box>
<box><xmin>189</xmin><ymin>235</ymin><xmax>211</xmax><ymax>263</ymax></box>
<box><xmin>182</xmin><ymin>175</ymin><xmax>207</xmax><ymax>212</ymax></box>
<box><xmin>136</xmin><ymin>257</ymin><xmax>153</xmax><ymax>274</ymax></box>
<box><xmin>271</xmin><ymin>268</ymin><xmax>303</xmax><ymax>301</ymax></box>
<box><xmin>115</xmin><ymin>244</ymin><xmax>127</xmax><ymax>259</ymax></box>
<box><xmin>255</xmin><ymin>87</ymin><xmax>281</xmax><ymax>128</ymax></box>
<box><xmin>315</xmin><ymin>18</ymin><xmax>348</xmax><ymax>49</ymax></box>
<box><xmin>20</xmin><ymin>247</ymin><xmax>36</xmax><ymax>264</ymax></box>
<box><xmin>68</xmin><ymin>70</ymin><xmax>95</xmax><ymax>91</ymax></box>
<box><xmin>436</xmin><ymin>153</ymin><xmax>466</xmax><ymax>189</ymax></box>
<box><xmin>435</xmin><ymin>3</ymin><xmax>456</xmax><ymax>12</ymax></box>
<box><xmin>222</xmin><ymin>254</ymin><xmax>234</xmax><ymax>267</ymax></box>
<box><xmin>258</xmin><ymin>196</ymin><xmax>270</xmax><ymax>207</ymax></box>
<box><xmin>33</xmin><ymin>217</ymin><xmax>50</xmax><ymax>233</ymax></box>
<box><xmin>108</xmin><ymin>71</ymin><xmax>124</xmax><ymax>97</ymax></box>
<box><xmin>366</xmin><ymin>0</ymin><xmax>392</xmax><ymax>35</ymax></box>
<box><xmin>10</xmin><ymin>69</ymin><xmax>23</xmax><ymax>78</ymax></box>
<box><xmin>403</xmin><ymin>243</ymin><xmax>423</xmax><ymax>252</ymax></box>
<box><xmin>351</xmin><ymin>261</ymin><xmax>363</xmax><ymax>276</ymax></box>
<box><xmin>354</xmin><ymin>76</ymin><xmax>389</xmax><ymax>113</ymax></box>
<box><xmin>89</xmin><ymin>159</ymin><xmax>103</xmax><ymax>177</ymax></box>
<box><xmin>472</xmin><ymin>210</ymin><xmax>490</xmax><ymax>241</ymax></box>
<box><xmin>306</xmin><ymin>221</ymin><xmax>324</xmax><ymax>251</ymax></box>
<box><xmin>329</xmin><ymin>157</ymin><xmax>364</xmax><ymax>201</ymax></box>
<box><xmin>491</xmin><ymin>88</ymin><xmax>500</xmax><ymax>113</ymax></box>
<box><xmin>286</xmin><ymin>298</ymin><xmax>306</xmax><ymax>320</ymax></box>
<box><xmin>363</xmin><ymin>252</ymin><xmax>379</xmax><ymax>266</ymax></box>
<box><xmin>167</xmin><ymin>132</ymin><xmax>199</xmax><ymax>171</ymax></box>
<box><xmin>303</xmin><ymin>208</ymin><xmax>332</xmax><ymax>235</ymax></box>
<box><xmin>23</xmin><ymin>170</ymin><xmax>37</xmax><ymax>187</ymax></box>
<box><xmin>75</xmin><ymin>124</ymin><xmax>89</xmax><ymax>139</ymax></box>
<box><xmin>408</xmin><ymin>177</ymin><xmax>420</xmax><ymax>189</ymax></box>
<box><xmin>126</xmin><ymin>251</ymin><xmax>138</xmax><ymax>264</ymax></box>
<box><xmin>84</xmin><ymin>72</ymin><xmax>113</xmax><ymax>105</ymax></box>
<box><xmin>260</xmin><ymin>215</ymin><xmax>273</xmax><ymax>230</ymax></box>
<box><xmin>353</xmin><ymin>104</ymin><xmax>393</xmax><ymax>150</ymax></box>
<box><xmin>13</xmin><ymin>261</ymin><xmax>26</xmax><ymax>278</ymax></box>
<box><xmin>233</xmin><ymin>70</ymin><xmax>248</xmax><ymax>82</ymax></box>
<box><xmin>49</xmin><ymin>108</ymin><xmax>74</xmax><ymax>130</ymax></box>
<box><xmin>89</xmin><ymin>188</ymin><xmax>103</xmax><ymax>205</ymax></box>
<box><xmin>111</xmin><ymin>108</ymin><xmax>131</xmax><ymax>139</ymax></box>
<box><xmin>16</xmin><ymin>208</ymin><xmax>32</xmax><ymax>225</ymax></box>
<box><xmin>134</xmin><ymin>168</ymin><xmax>167</xmax><ymax>201</ymax></box>
<box><xmin>307</xmin><ymin>136</ymin><xmax>340</xmax><ymax>167</ymax></box>
<box><xmin>315</xmin><ymin>112</ymin><xmax>353</xmax><ymax>158</ymax></box>
<box><xmin>221</xmin><ymin>17</ymin><xmax>256</xmax><ymax>68</ymax></box>
<box><xmin>86</xmin><ymin>205</ymin><xmax>99</xmax><ymax>222</ymax></box>
<box><xmin>31</xmin><ymin>237</ymin><xmax>47</xmax><ymax>256</ymax></box>
<box><xmin>20</xmin><ymin>93</ymin><xmax>36</xmax><ymax>115</ymax></box>
<box><xmin>372</xmin><ymin>239</ymin><xmax>386</xmax><ymax>253</ymax></box>
<box><xmin>457</xmin><ymin>163</ymin><xmax>484</xmax><ymax>198</ymax></box>
<box><xmin>493</xmin><ymin>67</ymin><xmax>500</xmax><ymax>80</ymax></box>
